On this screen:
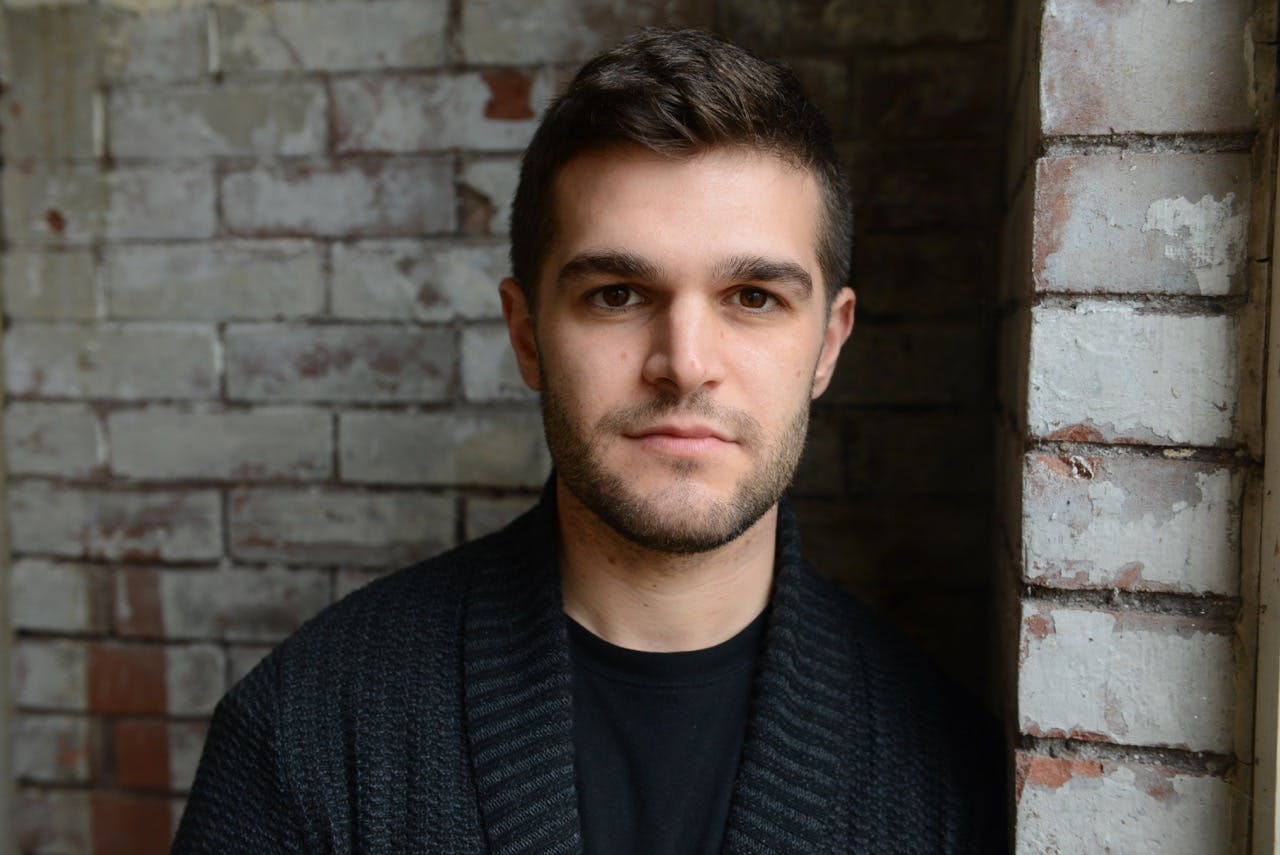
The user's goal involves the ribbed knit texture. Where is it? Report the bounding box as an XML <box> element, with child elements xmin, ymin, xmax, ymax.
<box><xmin>173</xmin><ymin>489</ymin><xmax>1005</xmax><ymax>854</ymax></box>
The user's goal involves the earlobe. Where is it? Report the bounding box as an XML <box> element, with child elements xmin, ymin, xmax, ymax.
<box><xmin>499</xmin><ymin>277</ymin><xmax>542</xmax><ymax>392</ymax></box>
<box><xmin>811</xmin><ymin>286</ymin><xmax>856</xmax><ymax>399</ymax></box>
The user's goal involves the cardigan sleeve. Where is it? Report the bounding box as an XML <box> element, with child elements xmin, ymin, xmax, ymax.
<box><xmin>171</xmin><ymin>663</ymin><xmax>309</xmax><ymax>854</ymax></box>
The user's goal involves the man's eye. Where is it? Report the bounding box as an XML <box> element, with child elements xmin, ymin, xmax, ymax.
<box><xmin>591</xmin><ymin>286</ymin><xmax>639</xmax><ymax>308</ymax></box>
<box><xmin>736</xmin><ymin>288</ymin><xmax>775</xmax><ymax>310</ymax></box>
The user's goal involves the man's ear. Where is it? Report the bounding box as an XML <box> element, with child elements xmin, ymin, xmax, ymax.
<box><xmin>811</xmin><ymin>286</ymin><xmax>855</xmax><ymax>399</ymax></box>
<box><xmin>499</xmin><ymin>277</ymin><xmax>542</xmax><ymax>391</ymax></box>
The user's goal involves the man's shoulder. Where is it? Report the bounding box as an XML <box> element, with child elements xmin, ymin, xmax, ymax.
<box><xmin>232</xmin><ymin>504</ymin><xmax>543</xmax><ymax>699</ymax></box>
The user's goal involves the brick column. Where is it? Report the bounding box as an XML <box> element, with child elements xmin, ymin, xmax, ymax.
<box><xmin>1001</xmin><ymin>1</ymin><xmax>1274</xmax><ymax>850</ymax></box>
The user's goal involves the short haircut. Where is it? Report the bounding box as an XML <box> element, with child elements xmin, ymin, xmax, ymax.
<box><xmin>509</xmin><ymin>27</ymin><xmax>853</xmax><ymax>305</ymax></box>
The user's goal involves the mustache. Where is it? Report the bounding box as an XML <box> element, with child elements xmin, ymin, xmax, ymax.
<box><xmin>594</xmin><ymin>392</ymin><xmax>763</xmax><ymax>445</ymax></box>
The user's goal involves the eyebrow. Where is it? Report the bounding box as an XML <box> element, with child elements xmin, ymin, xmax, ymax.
<box><xmin>557</xmin><ymin>251</ymin><xmax>665</xmax><ymax>287</ymax></box>
<box><xmin>713</xmin><ymin>254</ymin><xmax>814</xmax><ymax>299</ymax></box>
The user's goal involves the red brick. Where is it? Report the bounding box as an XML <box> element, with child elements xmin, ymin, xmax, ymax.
<box><xmin>91</xmin><ymin>791</ymin><xmax>173</xmax><ymax>855</ymax></box>
<box><xmin>114</xmin><ymin>719</ymin><xmax>171</xmax><ymax>790</ymax></box>
<box><xmin>89</xmin><ymin>645</ymin><xmax>166</xmax><ymax>715</ymax></box>
<box><xmin>115</xmin><ymin>567</ymin><xmax>165</xmax><ymax>637</ymax></box>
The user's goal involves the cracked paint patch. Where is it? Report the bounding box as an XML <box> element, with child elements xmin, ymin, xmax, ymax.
<box><xmin>1141</xmin><ymin>193</ymin><xmax>1244</xmax><ymax>295</ymax></box>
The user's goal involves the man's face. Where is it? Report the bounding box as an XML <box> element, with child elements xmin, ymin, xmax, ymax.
<box><xmin>501</xmin><ymin>145</ymin><xmax>854</xmax><ymax>554</ymax></box>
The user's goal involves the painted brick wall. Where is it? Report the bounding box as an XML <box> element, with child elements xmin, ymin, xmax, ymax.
<box><xmin>0</xmin><ymin>0</ymin><xmax>1009</xmax><ymax>851</ymax></box>
<box><xmin>999</xmin><ymin>0</ymin><xmax>1274</xmax><ymax>850</ymax></box>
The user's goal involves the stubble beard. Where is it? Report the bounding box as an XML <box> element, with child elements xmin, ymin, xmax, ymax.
<box><xmin>541</xmin><ymin>383</ymin><xmax>810</xmax><ymax>555</ymax></box>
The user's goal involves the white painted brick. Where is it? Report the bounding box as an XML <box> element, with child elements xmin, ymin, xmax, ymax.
<box><xmin>166</xmin><ymin>644</ymin><xmax>225</xmax><ymax>716</ymax></box>
<box><xmin>109</xmin><ymin>407</ymin><xmax>331</xmax><ymax>480</ymax></box>
<box><xmin>4</xmin><ymin>166</ymin><xmax>105</xmax><ymax>245</ymax></box>
<box><xmin>218</xmin><ymin>0</ymin><xmax>448</xmax><ymax>73</ymax></box>
<box><xmin>333</xmin><ymin>72</ymin><xmax>552</xmax><ymax>153</ymax></box>
<box><xmin>110</xmin><ymin>82</ymin><xmax>327</xmax><ymax>158</ymax></box>
<box><xmin>16</xmin><ymin>788</ymin><xmax>91</xmax><ymax>855</ymax></box>
<box><xmin>1</xmin><ymin>6</ymin><xmax>98</xmax><ymax>160</ymax></box>
<box><xmin>1041</xmin><ymin>0</ymin><xmax>1253</xmax><ymax>135</ymax></box>
<box><xmin>13</xmin><ymin>639</ymin><xmax>86</xmax><ymax>711</ymax></box>
<box><xmin>226</xmin><ymin>324</ymin><xmax>454</xmax><ymax>403</ymax></box>
<box><xmin>332</xmin><ymin>240</ymin><xmax>504</xmax><ymax>321</ymax></box>
<box><xmin>5</xmin><ymin>323</ymin><xmax>218</xmax><ymax>400</ymax></box>
<box><xmin>104</xmin><ymin>166</ymin><xmax>218</xmax><ymax>240</ymax></box>
<box><xmin>117</xmin><ymin>566</ymin><xmax>330</xmax><ymax>643</ymax></box>
<box><xmin>105</xmin><ymin>241</ymin><xmax>324</xmax><ymax>321</ymax></box>
<box><xmin>465</xmin><ymin>494</ymin><xmax>536</xmax><ymax>540</ymax></box>
<box><xmin>221</xmin><ymin>159</ymin><xmax>455</xmax><ymax>237</ymax></box>
<box><xmin>1016</xmin><ymin>754</ymin><xmax>1230</xmax><ymax>855</ymax></box>
<box><xmin>3</xmin><ymin>249</ymin><xmax>97</xmax><ymax>320</ymax></box>
<box><xmin>1019</xmin><ymin>605</ymin><xmax>1234</xmax><ymax>752</ymax></box>
<box><xmin>169</xmin><ymin>720</ymin><xmax>208</xmax><ymax>792</ymax></box>
<box><xmin>100</xmin><ymin>5</ymin><xmax>208</xmax><ymax>81</ymax></box>
<box><xmin>13</xmin><ymin>714</ymin><xmax>92</xmax><ymax>782</ymax></box>
<box><xmin>1028</xmin><ymin>305</ymin><xmax>1237</xmax><ymax>446</ymax></box>
<box><xmin>229</xmin><ymin>487</ymin><xmax>454</xmax><ymax>567</ymax></box>
<box><xmin>5</xmin><ymin>402</ymin><xmax>103</xmax><ymax>476</ymax></box>
<box><xmin>462</xmin><ymin>0</ymin><xmax>709</xmax><ymax>63</ymax></box>
<box><xmin>1023</xmin><ymin>455</ymin><xmax>1240</xmax><ymax>595</ymax></box>
<box><xmin>10</xmin><ymin>559</ymin><xmax>105</xmax><ymax>634</ymax></box>
<box><xmin>459</xmin><ymin>157</ymin><xmax>519</xmax><ymax>235</ymax></box>
<box><xmin>340</xmin><ymin>410</ymin><xmax>549</xmax><ymax>487</ymax></box>
<box><xmin>9</xmin><ymin>484</ymin><xmax>222</xmax><ymax>561</ymax></box>
<box><xmin>461</xmin><ymin>324</ymin><xmax>536</xmax><ymax>402</ymax></box>
<box><xmin>1034</xmin><ymin>154</ymin><xmax>1250</xmax><ymax>296</ymax></box>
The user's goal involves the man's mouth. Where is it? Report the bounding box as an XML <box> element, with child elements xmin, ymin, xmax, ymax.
<box><xmin>625</xmin><ymin>422</ymin><xmax>735</xmax><ymax>456</ymax></box>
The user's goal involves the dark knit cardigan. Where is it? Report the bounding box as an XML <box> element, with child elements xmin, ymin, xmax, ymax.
<box><xmin>173</xmin><ymin>493</ymin><xmax>1005</xmax><ymax>854</ymax></box>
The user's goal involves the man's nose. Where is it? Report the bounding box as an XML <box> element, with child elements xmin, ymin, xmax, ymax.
<box><xmin>640</xmin><ymin>298</ymin><xmax>727</xmax><ymax>397</ymax></box>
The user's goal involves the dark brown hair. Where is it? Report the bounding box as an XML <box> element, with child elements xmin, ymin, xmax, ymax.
<box><xmin>509</xmin><ymin>27</ymin><xmax>853</xmax><ymax>304</ymax></box>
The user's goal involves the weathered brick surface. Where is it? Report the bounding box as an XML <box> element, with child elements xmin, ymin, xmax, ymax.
<box><xmin>217</xmin><ymin>0</ymin><xmax>449</xmax><ymax>73</ymax></box>
<box><xmin>16</xmin><ymin>788</ymin><xmax>92</xmax><ymax>855</ymax></box>
<box><xmin>10</xmin><ymin>559</ymin><xmax>108</xmax><ymax>634</ymax></box>
<box><xmin>461</xmin><ymin>0</ymin><xmax>714</xmax><ymax>63</ymax></box>
<box><xmin>459</xmin><ymin>157</ymin><xmax>519</xmax><ymax>235</ymax></box>
<box><xmin>461</xmin><ymin>324</ymin><xmax>536</xmax><ymax>401</ymax></box>
<box><xmin>1015</xmin><ymin>753</ymin><xmax>1231</xmax><ymax>854</ymax></box>
<box><xmin>104</xmin><ymin>166</ymin><xmax>219</xmax><ymax>241</ymax></box>
<box><xmin>226</xmin><ymin>325</ymin><xmax>454</xmax><ymax>403</ymax></box>
<box><xmin>114</xmin><ymin>719</ymin><xmax>170</xmax><ymax>790</ymax></box>
<box><xmin>1027</xmin><ymin>305</ymin><xmax>1238</xmax><ymax>447</ymax></box>
<box><xmin>1041</xmin><ymin>0</ymin><xmax>1254</xmax><ymax>135</ymax></box>
<box><xmin>164</xmin><ymin>645</ymin><xmax>226</xmax><ymax>716</ymax></box>
<box><xmin>229</xmin><ymin>488</ymin><xmax>455</xmax><ymax>566</ymax></box>
<box><xmin>332</xmin><ymin>73</ymin><xmax>551</xmax><ymax>153</ymax></box>
<box><xmin>5</xmin><ymin>402</ymin><xmax>103</xmax><ymax>477</ymax></box>
<box><xmin>100</xmin><ymin>5</ymin><xmax>209</xmax><ymax>82</ymax></box>
<box><xmin>340</xmin><ymin>410</ymin><xmax>549</xmax><ymax>487</ymax></box>
<box><xmin>13</xmin><ymin>713</ymin><xmax>94</xmax><ymax>783</ymax></box>
<box><xmin>331</xmin><ymin>240</ymin><xmax>504</xmax><ymax>322</ymax></box>
<box><xmin>91</xmin><ymin>791</ymin><xmax>173</xmax><ymax>855</ymax></box>
<box><xmin>221</xmin><ymin>159</ymin><xmax>455</xmax><ymax>238</ymax></box>
<box><xmin>9</xmin><ymin>484</ymin><xmax>222</xmax><ymax>561</ymax></box>
<box><xmin>109</xmin><ymin>83</ymin><xmax>328</xmax><ymax>159</ymax></box>
<box><xmin>5</xmin><ymin>323</ymin><xmax>218</xmax><ymax>401</ymax></box>
<box><xmin>104</xmin><ymin>241</ymin><xmax>325</xmax><ymax>321</ymax></box>
<box><xmin>3</xmin><ymin>249</ymin><xmax>97</xmax><ymax>320</ymax></box>
<box><xmin>1034</xmin><ymin>154</ymin><xmax>1251</xmax><ymax>296</ymax></box>
<box><xmin>1019</xmin><ymin>605</ymin><xmax>1234</xmax><ymax>753</ymax></box>
<box><xmin>116</xmin><ymin>566</ymin><xmax>330</xmax><ymax>643</ymax></box>
<box><xmin>13</xmin><ymin>639</ymin><xmax>87</xmax><ymax>711</ymax></box>
<box><xmin>109</xmin><ymin>407</ymin><xmax>332</xmax><ymax>480</ymax></box>
<box><xmin>1023</xmin><ymin>454</ymin><xmax>1240</xmax><ymax>596</ymax></box>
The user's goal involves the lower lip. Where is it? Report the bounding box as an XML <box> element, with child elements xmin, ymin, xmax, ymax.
<box><xmin>632</xmin><ymin>434</ymin><xmax>733</xmax><ymax>457</ymax></box>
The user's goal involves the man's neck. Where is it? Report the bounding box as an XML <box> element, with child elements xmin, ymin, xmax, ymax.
<box><xmin>555</xmin><ymin>479</ymin><xmax>776</xmax><ymax>653</ymax></box>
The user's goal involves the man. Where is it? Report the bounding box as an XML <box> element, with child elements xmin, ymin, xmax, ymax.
<box><xmin>174</xmin><ymin>28</ymin><xmax>1004</xmax><ymax>854</ymax></box>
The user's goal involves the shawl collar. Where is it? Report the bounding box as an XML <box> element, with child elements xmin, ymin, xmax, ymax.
<box><xmin>462</xmin><ymin>486</ymin><xmax>863</xmax><ymax>854</ymax></box>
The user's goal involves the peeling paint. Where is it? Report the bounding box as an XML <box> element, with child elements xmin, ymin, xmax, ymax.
<box><xmin>1141</xmin><ymin>193</ymin><xmax>1244</xmax><ymax>295</ymax></box>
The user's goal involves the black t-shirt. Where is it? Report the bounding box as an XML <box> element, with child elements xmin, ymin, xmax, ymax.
<box><xmin>568</xmin><ymin>610</ymin><xmax>768</xmax><ymax>855</ymax></box>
